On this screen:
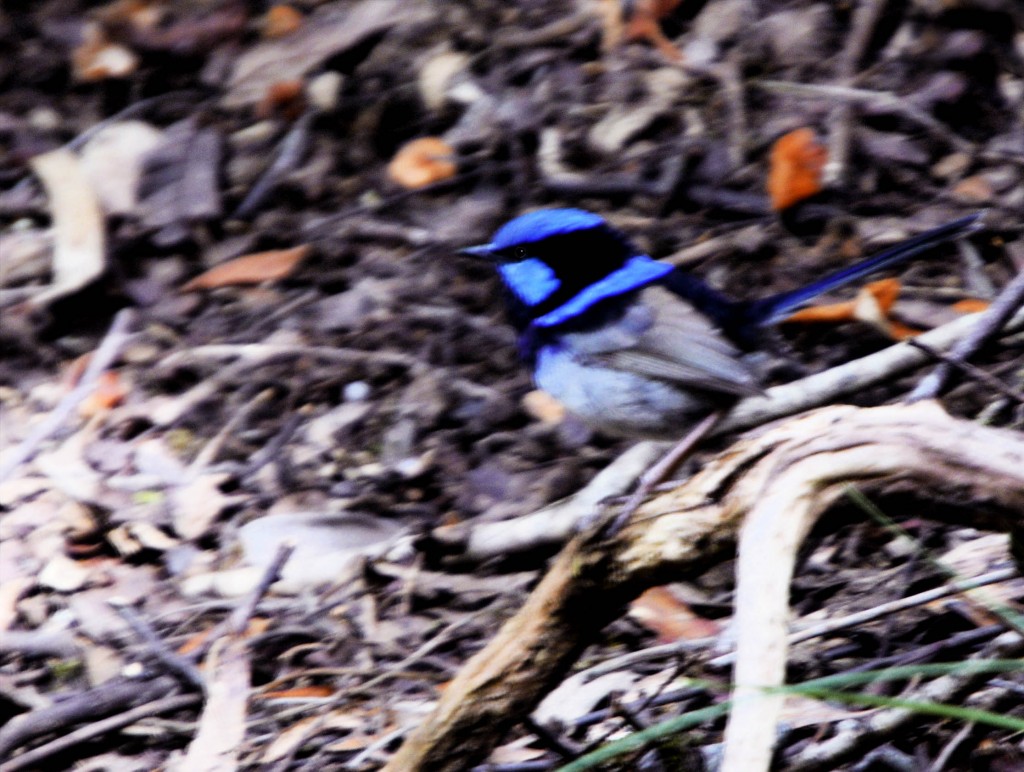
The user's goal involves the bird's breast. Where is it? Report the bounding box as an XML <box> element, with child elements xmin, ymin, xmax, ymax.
<box><xmin>532</xmin><ymin>344</ymin><xmax>724</xmax><ymax>438</ymax></box>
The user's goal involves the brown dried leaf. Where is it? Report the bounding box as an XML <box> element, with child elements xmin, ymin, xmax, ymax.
<box><xmin>952</xmin><ymin>174</ymin><xmax>995</xmax><ymax>204</ymax></box>
<box><xmin>533</xmin><ymin>671</ymin><xmax>638</xmax><ymax>725</ymax></box>
<box><xmin>238</xmin><ymin>512</ymin><xmax>402</xmax><ymax>591</ymax></box>
<box><xmin>38</xmin><ymin>554</ymin><xmax>93</xmax><ymax>593</ymax></box>
<box><xmin>257</xmin><ymin>80</ymin><xmax>306</xmax><ymax>120</ymax></box>
<box><xmin>182</xmin><ymin>245</ymin><xmax>310</xmax><ymax>290</ymax></box>
<box><xmin>784</xmin><ymin>279</ymin><xmax>908</xmax><ymax>339</ymax></box>
<box><xmin>98</xmin><ymin>0</ymin><xmax>247</xmax><ymax>56</ymax></box>
<box><xmin>629</xmin><ymin>585</ymin><xmax>720</xmax><ymax>643</ymax></box>
<box><xmin>599</xmin><ymin>0</ymin><xmax>683</xmax><ymax>60</ymax></box>
<box><xmin>259</xmin><ymin>685</ymin><xmax>334</xmax><ymax>701</ymax></box>
<box><xmin>35</xmin><ymin>426</ymin><xmax>104</xmax><ymax>505</ymax></box>
<box><xmin>952</xmin><ymin>298</ymin><xmax>990</xmax><ymax>313</ymax></box>
<box><xmin>778</xmin><ymin>696</ymin><xmax>876</xmax><ymax>729</ymax></box>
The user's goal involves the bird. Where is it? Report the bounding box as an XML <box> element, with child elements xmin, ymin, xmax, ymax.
<box><xmin>461</xmin><ymin>208</ymin><xmax>982</xmax><ymax>439</ymax></box>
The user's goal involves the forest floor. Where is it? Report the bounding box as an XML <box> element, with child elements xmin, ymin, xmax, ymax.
<box><xmin>1</xmin><ymin>1</ymin><xmax>1023</xmax><ymax>770</ymax></box>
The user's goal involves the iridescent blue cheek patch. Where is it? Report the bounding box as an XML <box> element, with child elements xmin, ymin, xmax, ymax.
<box><xmin>499</xmin><ymin>258</ymin><xmax>562</xmax><ymax>307</ymax></box>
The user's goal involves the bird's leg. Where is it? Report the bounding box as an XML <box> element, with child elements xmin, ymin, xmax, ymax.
<box><xmin>600</xmin><ymin>410</ymin><xmax>725</xmax><ymax>538</ymax></box>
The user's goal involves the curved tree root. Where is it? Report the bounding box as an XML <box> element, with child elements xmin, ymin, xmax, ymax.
<box><xmin>384</xmin><ymin>402</ymin><xmax>1024</xmax><ymax>771</ymax></box>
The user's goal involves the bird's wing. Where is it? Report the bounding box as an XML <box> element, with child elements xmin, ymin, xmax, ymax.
<box><xmin>562</xmin><ymin>287</ymin><xmax>763</xmax><ymax>397</ymax></box>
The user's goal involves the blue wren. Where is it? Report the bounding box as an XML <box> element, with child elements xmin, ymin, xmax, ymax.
<box><xmin>461</xmin><ymin>209</ymin><xmax>981</xmax><ymax>438</ymax></box>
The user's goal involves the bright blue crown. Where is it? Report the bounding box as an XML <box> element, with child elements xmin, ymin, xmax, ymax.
<box><xmin>489</xmin><ymin>208</ymin><xmax>607</xmax><ymax>250</ymax></box>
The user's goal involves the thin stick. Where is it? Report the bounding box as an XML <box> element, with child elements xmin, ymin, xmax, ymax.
<box><xmin>229</xmin><ymin>541</ymin><xmax>295</xmax><ymax>635</ymax></box>
<box><xmin>109</xmin><ymin>600</ymin><xmax>207</xmax><ymax>692</ymax></box>
<box><xmin>1</xmin><ymin>694</ymin><xmax>200</xmax><ymax>772</ymax></box>
<box><xmin>908</xmin><ymin>268</ymin><xmax>1024</xmax><ymax>402</ymax></box>
<box><xmin>824</xmin><ymin>0</ymin><xmax>891</xmax><ymax>186</ymax></box>
<box><xmin>232</xmin><ymin>111</ymin><xmax>314</xmax><ymax>220</ymax></box>
<box><xmin>0</xmin><ymin>309</ymin><xmax>135</xmax><ymax>482</ymax></box>
<box><xmin>602</xmin><ymin>411</ymin><xmax>723</xmax><ymax>538</ymax></box>
<box><xmin>905</xmin><ymin>340</ymin><xmax>1024</xmax><ymax>404</ymax></box>
<box><xmin>189</xmin><ymin>387</ymin><xmax>275</xmax><ymax>473</ymax></box>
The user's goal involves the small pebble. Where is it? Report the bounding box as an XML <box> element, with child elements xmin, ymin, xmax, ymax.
<box><xmin>344</xmin><ymin>381</ymin><xmax>371</xmax><ymax>402</ymax></box>
<box><xmin>307</xmin><ymin>71</ymin><xmax>343</xmax><ymax>112</ymax></box>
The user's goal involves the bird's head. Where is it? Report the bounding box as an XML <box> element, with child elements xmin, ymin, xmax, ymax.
<box><xmin>461</xmin><ymin>208</ymin><xmax>671</xmax><ymax>328</ymax></box>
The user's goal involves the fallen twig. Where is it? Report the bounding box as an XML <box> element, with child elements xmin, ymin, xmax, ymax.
<box><xmin>109</xmin><ymin>599</ymin><xmax>207</xmax><ymax>692</ymax></box>
<box><xmin>908</xmin><ymin>269</ymin><xmax>1024</xmax><ymax>402</ymax></box>
<box><xmin>906</xmin><ymin>339</ymin><xmax>1024</xmax><ymax>405</ymax></box>
<box><xmin>0</xmin><ymin>693</ymin><xmax>200</xmax><ymax>772</ymax></box>
<box><xmin>232</xmin><ymin>111</ymin><xmax>314</xmax><ymax>220</ymax></box>
<box><xmin>229</xmin><ymin>541</ymin><xmax>295</xmax><ymax>635</ymax></box>
<box><xmin>0</xmin><ymin>675</ymin><xmax>180</xmax><ymax>764</ymax></box>
<box><xmin>823</xmin><ymin>0</ymin><xmax>891</xmax><ymax>186</ymax></box>
<box><xmin>0</xmin><ymin>308</ymin><xmax>135</xmax><ymax>482</ymax></box>
<box><xmin>755</xmin><ymin>80</ymin><xmax>975</xmax><ymax>155</ymax></box>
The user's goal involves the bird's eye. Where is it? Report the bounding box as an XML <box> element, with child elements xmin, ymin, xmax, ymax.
<box><xmin>513</xmin><ymin>246</ymin><xmax>527</xmax><ymax>259</ymax></box>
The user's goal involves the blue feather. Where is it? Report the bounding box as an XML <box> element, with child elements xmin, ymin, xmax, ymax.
<box><xmin>490</xmin><ymin>208</ymin><xmax>606</xmax><ymax>250</ymax></box>
<box><xmin>745</xmin><ymin>213</ymin><xmax>984</xmax><ymax>326</ymax></box>
<box><xmin>533</xmin><ymin>256</ymin><xmax>673</xmax><ymax>327</ymax></box>
<box><xmin>498</xmin><ymin>258</ymin><xmax>561</xmax><ymax>306</ymax></box>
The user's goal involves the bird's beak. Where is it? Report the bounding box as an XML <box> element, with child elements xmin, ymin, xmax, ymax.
<box><xmin>458</xmin><ymin>243</ymin><xmax>498</xmax><ymax>260</ymax></box>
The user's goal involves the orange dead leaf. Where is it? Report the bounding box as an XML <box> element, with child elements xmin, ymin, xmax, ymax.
<box><xmin>182</xmin><ymin>245</ymin><xmax>310</xmax><ymax>291</ymax></box>
<box><xmin>258</xmin><ymin>685</ymin><xmax>335</xmax><ymax>700</ymax></box>
<box><xmin>785</xmin><ymin>278</ymin><xmax>913</xmax><ymax>339</ymax></box>
<box><xmin>80</xmin><ymin>371</ymin><xmax>129</xmax><ymax>417</ymax></box>
<box><xmin>387</xmin><ymin>138</ymin><xmax>457</xmax><ymax>190</ymax></box>
<box><xmin>258</xmin><ymin>79</ymin><xmax>306</xmax><ymax>120</ymax></box>
<box><xmin>264</xmin><ymin>4</ymin><xmax>303</xmax><ymax>39</ymax></box>
<box><xmin>629</xmin><ymin>586</ymin><xmax>720</xmax><ymax>644</ymax></box>
<box><xmin>784</xmin><ymin>299</ymin><xmax>856</xmax><ymax>324</ymax></box>
<box><xmin>94</xmin><ymin>0</ymin><xmax>164</xmax><ymax>30</ymax></box>
<box><xmin>851</xmin><ymin>278</ymin><xmax>922</xmax><ymax>338</ymax></box>
<box><xmin>885</xmin><ymin>320</ymin><xmax>923</xmax><ymax>340</ymax></box>
<box><xmin>247</xmin><ymin>617</ymin><xmax>272</xmax><ymax>636</ymax></box>
<box><xmin>952</xmin><ymin>298</ymin><xmax>990</xmax><ymax>314</ymax></box>
<box><xmin>768</xmin><ymin>128</ymin><xmax>828</xmax><ymax>211</ymax></box>
<box><xmin>863</xmin><ymin>277</ymin><xmax>900</xmax><ymax>314</ymax></box>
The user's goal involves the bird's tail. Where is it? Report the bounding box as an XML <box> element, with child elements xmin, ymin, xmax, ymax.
<box><xmin>743</xmin><ymin>213</ymin><xmax>984</xmax><ymax>327</ymax></box>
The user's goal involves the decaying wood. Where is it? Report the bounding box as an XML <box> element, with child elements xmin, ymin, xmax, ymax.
<box><xmin>384</xmin><ymin>402</ymin><xmax>1024</xmax><ymax>771</ymax></box>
